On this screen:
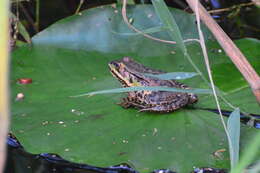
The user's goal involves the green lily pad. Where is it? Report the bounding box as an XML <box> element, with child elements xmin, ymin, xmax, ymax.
<box><xmin>11</xmin><ymin>5</ymin><xmax>260</xmax><ymax>173</ymax></box>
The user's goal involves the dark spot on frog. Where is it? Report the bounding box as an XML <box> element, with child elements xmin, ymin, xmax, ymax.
<box><xmin>87</xmin><ymin>114</ymin><xmax>105</xmax><ymax>120</ymax></box>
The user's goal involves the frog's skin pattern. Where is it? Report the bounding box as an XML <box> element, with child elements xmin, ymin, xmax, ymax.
<box><xmin>108</xmin><ymin>57</ymin><xmax>198</xmax><ymax>112</ymax></box>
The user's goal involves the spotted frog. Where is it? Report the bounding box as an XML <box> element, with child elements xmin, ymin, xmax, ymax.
<box><xmin>108</xmin><ymin>57</ymin><xmax>198</xmax><ymax>112</ymax></box>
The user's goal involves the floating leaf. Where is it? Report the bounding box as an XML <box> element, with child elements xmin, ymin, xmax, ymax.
<box><xmin>11</xmin><ymin>5</ymin><xmax>260</xmax><ymax>173</ymax></box>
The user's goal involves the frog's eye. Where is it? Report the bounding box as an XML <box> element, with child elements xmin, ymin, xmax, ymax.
<box><xmin>110</xmin><ymin>62</ymin><xmax>120</xmax><ymax>69</ymax></box>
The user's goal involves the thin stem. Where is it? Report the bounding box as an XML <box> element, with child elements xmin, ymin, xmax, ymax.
<box><xmin>122</xmin><ymin>0</ymin><xmax>237</xmax><ymax>110</ymax></box>
<box><xmin>194</xmin><ymin>0</ymin><xmax>233</xmax><ymax>165</ymax></box>
<box><xmin>207</xmin><ymin>2</ymin><xmax>254</xmax><ymax>14</ymax></box>
<box><xmin>35</xmin><ymin>0</ymin><xmax>40</xmax><ymax>31</ymax></box>
<box><xmin>186</xmin><ymin>0</ymin><xmax>260</xmax><ymax>104</ymax></box>
<box><xmin>122</xmin><ymin>0</ymin><xmax>176</xmax><ymax>44</ymax></box>
<box><xmin>75</xmin><ymin>0</ymin><xmax>84</xmax><ymax>14</ymax></box>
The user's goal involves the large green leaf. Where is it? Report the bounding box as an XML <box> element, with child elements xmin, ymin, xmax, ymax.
<box><xmin>11</xmin><ymin>5</ymin><xmax>260</xmax><ymax>173</ymax></box>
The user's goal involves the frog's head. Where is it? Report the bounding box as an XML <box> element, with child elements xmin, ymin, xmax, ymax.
<box><xmin>109</xmin><ymin>57</ymin><xmax>143</xmax><ymax>87</ymax></box>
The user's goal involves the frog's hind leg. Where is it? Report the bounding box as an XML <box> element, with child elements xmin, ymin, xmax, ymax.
<box><xmin>118</xmin><ymin>97</ymin><xmax>146</xmax><ymax>109</ymax></box>
<box><xmin>139</xmin><ymin>104</ymin><xmax>181</xmax><ymax>113</ymax></box>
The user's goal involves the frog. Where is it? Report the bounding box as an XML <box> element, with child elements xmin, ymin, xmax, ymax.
<box><xmin>108</xmin><ymin>57</ymin><xmax>198</xmax><ymax>112</ymax></box>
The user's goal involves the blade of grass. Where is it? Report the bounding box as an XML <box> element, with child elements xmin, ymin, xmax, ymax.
<box><xmin>143</xmin><ymin>72</ymin><xmax>198</xmax><ymax>80</ymax></box>
<box><xmin>151</xmin><ymin>0</ymin><xmax>204</xmax><ymax>78</ymax></box>
<box><xmin>150</xmin><ymin>0</ymin><xmax>237</xmax><ymax>169</ymax></box>
<box><xmin>246</xmin><ymin>161</ymin><xmax>260</xmax><ymax>173</ymax></box>
<box><xmin>121</xmin><ymin>0</ymin><xmax>177</xmax><ymax>45</ymax></box>
<box><xmin>230</xmin><ymin>132</ymin><xmax>260</xmax><ymax>173</ymax></box>
<box><xmin>227</xmin><ymin>108</ymin><xmax>240</xmax><ymax>169</ymax></box>
<box><xmin>72</xmin><ymin>86</ymin><xmax>212</xmax><ymax>97</ymax></box>
<box><xmin>192</xmin><ymin>0</ymin><xmax>235</xmax><ymax>168</ymax></box>
<box><xmin>10</xmin><ymin>12</ymin><xmax>31</xmax><ymax>43</ymax></box>
<box><xmin>151</xmin><ymin>0</ymin><xmax>185</xmax><ymax>51</ymax></box>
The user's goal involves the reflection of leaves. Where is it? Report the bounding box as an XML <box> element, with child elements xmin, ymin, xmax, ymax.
<box><xmin>11</xmin><ymin>5</ymin><xmax>260</xmax><ymax>173</ymax></box>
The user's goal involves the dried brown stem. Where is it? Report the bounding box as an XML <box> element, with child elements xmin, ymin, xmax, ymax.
<box><xmin>186</xmin><ymin>0</ymin><xmax>260</xmax><ymax>104</ymax></box>
<box><xmin>207</xmin><ymin>2</ymin><xmax>254</xmax><ymax>14</ymax></box>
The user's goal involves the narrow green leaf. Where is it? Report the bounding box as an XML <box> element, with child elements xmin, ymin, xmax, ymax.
<box><xmin>227</xmin><ymin>108</ymin><xmax>241</xmax><ymax>169</ymax></box>
<box><xmin>10</xmin><ymin>12</ymin><xmax>31</xmax><ymax>43</ymax></box>
<box><xmin>231</xmin><ymin>132</ymin><xmax>260</xmax><ymax>173</ymax></box>
<box><xmin>151</xmin><ymin>0</ymin><xmax>187</xmax><ymax>54</ymax></box>
<box><xmin>143</xmin><ymin>72</ymin><xmax>198</xmax><ymax>80</ymax></box>
<box><xmin>72</xmin><ymin>86</ymin><xmax>212</xmax><ymax>97</ymax></box>
<box><xmin>246</xmin><ymin>161</ymin><xmax>260</xmax><ymax>173</ymax></box>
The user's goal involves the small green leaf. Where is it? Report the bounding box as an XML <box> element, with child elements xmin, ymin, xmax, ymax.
<box><xmin>143</xmin><ymin>72</ymin><xmax>198</xmax><ymax>80</ymax></box>
<box><xmin>227</xmin><ymin>108</ymin><xmax>241</xmax><ymax>169</ymax></box>
<box><xmin>10</xmin><ymin>12</ymin><xmax>31</xmax><ymax>43</ymax></box>
<box><xmin>72</xmin><ymin>86</ymin><xmax>212</xmax><ymax>97</ymax></box>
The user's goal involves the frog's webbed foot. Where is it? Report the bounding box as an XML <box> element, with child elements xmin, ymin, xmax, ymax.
<box><xmin>118</xmin><ymin>98</ymin><xmax>132</xmax><ymax>109</ymax></box>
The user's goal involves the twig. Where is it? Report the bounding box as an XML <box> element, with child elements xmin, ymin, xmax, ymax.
<box><xmin>186</xmin><ymin>0</ymin><xmax>260</xmax><ymax>104</ymax></box>
<box><xmin>75</xmin><ymin>0</ymin><xmax>84</xmax><ymax>14</ymax></box>
<box><xmin>122</xmin><ymin>0</ymin><xmax>176</xmax><ymax>44</ymax></box>
<box><xmin>207</xmin><ymin>2</ymin><xmax>254</xmax><ymax>14</ymax></box>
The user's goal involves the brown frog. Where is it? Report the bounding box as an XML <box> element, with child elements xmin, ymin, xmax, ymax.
<box><xmin>108</xmin><ymin>57</ymin><xmax>198</xmax><ymax>112</ymax></box>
